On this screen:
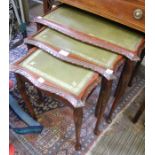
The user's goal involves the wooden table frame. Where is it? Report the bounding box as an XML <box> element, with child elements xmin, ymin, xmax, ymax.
<box><xmin>43</xmin><ymin>0</ymin><xmax>54</xmax><ymax>14</ymax></box>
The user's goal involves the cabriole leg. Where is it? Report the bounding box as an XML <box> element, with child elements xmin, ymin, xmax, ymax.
<box><xmin>94</xmin><ymin>77</ymin><xmax>112</xmax><ymax>135</ymax></box>
<box><xmin>43</xmin><ymin>0</ymin><xmax>52</xmax><ymax>14</ymax></box>
<box><xmin>73</xmin><ymin>107</ymin><xmax>83</xmax><ymax>150</ymax></box>
<box><xmin>16</xmin><ymin>74</ymin><xmax>37</xmax><ymax>120</ymax></box>
<box><xmin>106</xmin><ymin>59</ymin><xmax>135</xmax><ymax>123</ymax></box>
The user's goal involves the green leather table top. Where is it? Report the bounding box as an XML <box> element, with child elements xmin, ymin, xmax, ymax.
<box><xmin>20</xmin><ymin>49</ymin><xmax>96</xmax><ymax>96</ymax></box>
<box><xmin>33</xmin><ymin>28</ymin><xmax>121</xmax><ymax>69</ymax></box>
<box><xmin>43</xmin><ymin>5</ymin><xmax>144</xmax><ymax>52</ymax></box>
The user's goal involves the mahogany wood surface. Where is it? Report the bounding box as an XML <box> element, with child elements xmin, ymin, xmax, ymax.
<box><xmin>59</xmin><ymin>0</ymin><xmax>145</xmax><ymax>32</ymax></box>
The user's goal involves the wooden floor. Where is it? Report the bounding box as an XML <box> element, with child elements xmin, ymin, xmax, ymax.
<box><xmin>87</xmin><ymin>90</ymin><xmax>145</xmax><ymax>155</ymax></box>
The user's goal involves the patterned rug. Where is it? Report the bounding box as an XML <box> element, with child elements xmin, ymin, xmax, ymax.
<box><xmin>9</xmin><ymin>42</ymin><xmax>145</xmax><ymax>155</ymax></box>
<box><xmin>87</xmin><ymin>90</ymin><xmax>145</xmax><ymax>155</ymax></box>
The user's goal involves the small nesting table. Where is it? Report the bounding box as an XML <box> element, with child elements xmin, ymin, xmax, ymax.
<box><xmin>10</xmin><ymin>47</ymin><xmax>101</xmax><ymax>150</ymax></box>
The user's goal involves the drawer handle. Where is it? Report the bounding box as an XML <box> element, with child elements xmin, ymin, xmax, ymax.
<box><xmin>133</xmin><ymin>9</ymin><xmax>143</xmax><ymax>20</ymax></box>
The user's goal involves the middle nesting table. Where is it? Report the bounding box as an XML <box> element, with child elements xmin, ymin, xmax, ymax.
<box><xmin>25</xmin><ymin>27</ymin><xmax>124</xmax><ymax>80</ymax></box>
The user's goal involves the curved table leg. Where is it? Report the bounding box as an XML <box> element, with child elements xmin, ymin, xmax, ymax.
<box><xmin>73</xmin><ymin>107</ymin><xmax>83</xmax><ymax>150</ymax></box>
<box><xmin>94</xmin><ymin>77</ymin><xmax>112</xmax><ymax>135</ymax></box>
<box><xmin>16</xmin><ymin>74</ymin><xmax>37</xmax><ymax>120</ymax></box>
<box><xmin>106</xmin><ymin>59</ymin><xmax>135</xmax><ymax>123</ymax></box>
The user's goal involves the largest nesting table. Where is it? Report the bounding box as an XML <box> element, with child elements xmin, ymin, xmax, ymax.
<box><xmin>32</xmin><ymin>4</ymin><xmax>145</xmax><ymax>122</ymax></box>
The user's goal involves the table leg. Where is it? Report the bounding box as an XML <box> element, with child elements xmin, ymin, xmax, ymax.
<box><xmin>16</xmin><ymin>74</ymin><xmax>37</xmax><ymax>120</ymax></box>
<box><xmin>43</xmin><ymin>0</ymin><xmax>52</xmax><ymax>14</ymax></box>
<box><xmin>106</xmin><ymin>59</ymin><xmax>135</xmax><ymax>123</ymax></box>
<box><xmin>73</xmin><ymin>107</ymin><xmax>83</xmax><ymax>150</ymax></box>
<box><xmin>95</xmin><ymin>86</ymin><xmax>101</xmax><ymax>117</ymax></box>
<box><xmin>132</xmin><ymin>100</ymin><xmax>145</xmax><ymax>123</ymax></box>
<box><xmin>94</xmin><ymin>77</ymin><xmax>112</xmax><ymax>135</ymax></box>
<box><xmin>95</xmin><ymin>100</ymin><xmax>100</xmax><ymax>118</ymax></box>
<box><xmin>128</xmin><ymin>49</ymin><xmax>145</xmax><ymax>87</ymax></box>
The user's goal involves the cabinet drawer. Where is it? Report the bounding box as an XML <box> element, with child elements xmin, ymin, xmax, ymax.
<box><xmin>59</xmin><ymin>0</ymin><xmax>145</xmax><ymax>32</ymax></box>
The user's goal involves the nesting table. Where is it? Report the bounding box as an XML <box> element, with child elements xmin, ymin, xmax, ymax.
<box><xmin>10</xmin><ymin>1</ymin><xmax>145</xmax><ymax>151</ymax></box>
<box><xmin>10</xmin><ymin>47</ymin><xmax>101</xmax><ymax>150</ymax></box>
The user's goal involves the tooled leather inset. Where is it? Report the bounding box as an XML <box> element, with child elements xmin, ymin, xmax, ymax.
<box><xmin>10</xmin><ymin>48</ymin><xmax>101</xmax><ymax>108</ymax></box>
<box><xmin>25</xmin><ymin>27</ymin><xmax>125</xmax><ymax>80</ymax></box>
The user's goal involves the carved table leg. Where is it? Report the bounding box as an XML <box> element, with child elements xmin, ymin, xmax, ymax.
<box><xmin>16</xmin><ymin>74</ymin><xmax>37</xmax><ymax>120</ymax></box>
<box><xmin>128</xmin><ymin>49</ymin><xmax>145</xmax><ymax>87</ymax></box>
<box><xmin>94</xmin><ymin>77</ymin><xmax>112</xmax><ymax>135</ymax></box>
<box><xmin>73</xmin><ymin>107</ymin><xmax>83</xmax><ymax>150</ymax></box>
<box><xmin>106</xmin><ymin>59</ymin><xmax>135</xmax><ymax>123</ymax></box>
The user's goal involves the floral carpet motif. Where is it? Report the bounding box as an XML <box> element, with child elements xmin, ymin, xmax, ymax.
<box><xmin>9</xmin><ymin>43</ymin><xmax>144</xmax><ymax>155</ymax></box>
